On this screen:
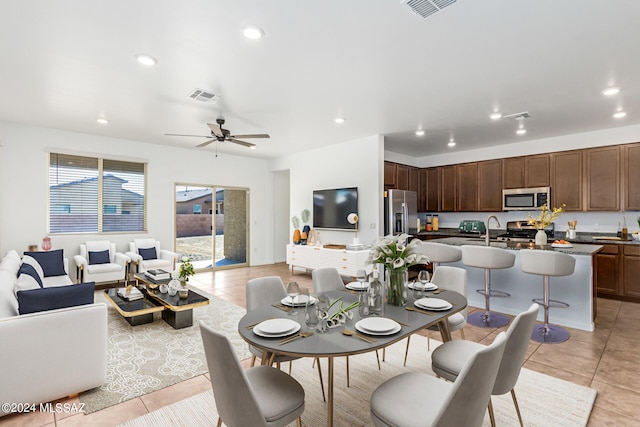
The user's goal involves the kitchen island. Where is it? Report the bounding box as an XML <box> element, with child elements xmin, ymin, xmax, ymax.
<box><xmin>431</xmin><ymin>237</ymin><xmax>602</xmax><ymax>332</ymax></box>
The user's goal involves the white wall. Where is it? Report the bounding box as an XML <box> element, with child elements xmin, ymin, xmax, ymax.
<box><xmin>0</xmin><ymin>121</ymin><xmax>274</xmax><ymax>277</ymax></box>
<box><xmin>272</xmin><ymin>170</ymin><xmax>290</xmax><ymax>262</ymax></box>
<box><xmin>270</xmin><ymin>135</ymin><xmax>384</xmax><ymax>246</ymax></box>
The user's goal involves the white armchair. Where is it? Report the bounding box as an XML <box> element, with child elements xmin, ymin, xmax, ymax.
<box><xmin>73</xmin><ymin>240</ymin><xmax>129</xmax><ymax>284</ymax></box>
<box><xmin>126</xmin><ymin>238</ymin><xmax>177</xmax><ymax>274</ymax></box>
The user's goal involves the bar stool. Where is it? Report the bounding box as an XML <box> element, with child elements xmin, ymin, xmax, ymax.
<box><xmin>461</xmin><ymin>245</ymin><xmax>515</xmax><ymax>328</ymax></box>
<box><xmin>519</xmin><ymin>249</ymin><xmax>575</xmax><ymax>343</ymax></box>
<box><xmin>416</xmin><ymin>242</ymin><xmax>462</xmax><ymax>271</ymax></box>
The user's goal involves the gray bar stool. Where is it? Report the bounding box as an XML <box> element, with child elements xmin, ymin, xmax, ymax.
<box><xmin>461</xmin><ymin>245</ymin><xmax>515</xmax><ymax>328</ymax></box>
<box><xmin>519</xmin><ymin>249</ymin><xmax>575</xmax><ymax>343</ymax></box>
<box><xmin>416</xmin><ymin>242</ymin><xmax>462</xmax><ymax>271</ymax></box>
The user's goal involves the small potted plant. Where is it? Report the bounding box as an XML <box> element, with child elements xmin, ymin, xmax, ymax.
<box><xmin>177</xmin><ymin>256</ymin><xmax>195</xmax><ymax>298</ymax></box>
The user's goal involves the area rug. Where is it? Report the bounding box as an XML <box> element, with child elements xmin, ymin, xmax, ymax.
<box><xmin>80</xmin><ymin>289</ymin><xmax>251</xmax><ymax>414</ymax></box>
<box><xmin>119</xmin><ymin>338</ymin><xmax>597</xmax><ymax>427</ymax></box>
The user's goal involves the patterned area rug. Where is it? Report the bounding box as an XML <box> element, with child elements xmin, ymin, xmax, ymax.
<box><xmin>119</xmin><ymin>338</ymin><xmax>597</xmax><ymax>427</ymax></box>
<box><xmin>80</xmin><ymin>290</ymin><xmax>250</xmax><ymax>414</ymax></box>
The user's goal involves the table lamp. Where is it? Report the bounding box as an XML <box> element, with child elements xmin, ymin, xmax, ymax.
<box><xmin>347</xmin><ymin>213</ymin><xmax>359</xmax><ymax>245</ymax></box>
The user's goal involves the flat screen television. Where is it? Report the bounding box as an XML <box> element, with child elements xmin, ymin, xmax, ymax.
<box><xmin>313</xmin><ymin>187</ymin><xmax>358</xmax><ymax>230</ymax></box>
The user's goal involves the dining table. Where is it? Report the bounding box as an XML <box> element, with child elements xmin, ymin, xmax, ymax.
<box><xmin>237</xmin><ymin>288</ymin><xmax>467</xmax><ymax>427</ymax></box>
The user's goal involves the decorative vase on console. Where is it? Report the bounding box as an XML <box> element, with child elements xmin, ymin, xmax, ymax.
<box><xmin>301</xmin><ymin>209</ymin><xmax>311</xmax><ymax>245</ymax></box>
<box><xmin>291</xmin><ymin>215</ymin><xmax>302</xmax><ymax>245</ymax></box>
<box><xmin>535</xmin><ymin>229</ymin><xmax>548</xmax><ymax>246</ymax></box>
<box><xmin>366</xmin><ymin>233</ymin><xmax>429</xmax><ymax>307</ymax></box>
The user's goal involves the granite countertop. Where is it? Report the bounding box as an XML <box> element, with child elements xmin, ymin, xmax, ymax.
<box><xmin>423</xmin><ymin>236</ymin><xmax>603</xmax><ymax>256</ymax></box>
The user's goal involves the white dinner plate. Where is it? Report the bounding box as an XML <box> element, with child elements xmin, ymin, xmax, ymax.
<box><xmin>253</xmin><ymin>319</ymin><xmax>301</xmax><ymax>337</ymax></box>
<box><xmin>346</xmin><ymin>281</ymin><xmax>370</xmax><ymax>291</ymax></box>
<box><xmin>356</xmin><ymin>317</ymin><xmax>399</xmax><ymax>333</ymax></box>
<box><xmin>415</xmin><ymin>297</ymin><xmax>452</xmax><ymax>311</ymax></box>
<box><xmin>355</xmin><ymin>320</ymin><xmax>401</xmax><ymax>336</ymax></box>
<box><xmin>281</xmin><ymin>295</ymin><xmax>317</xmax><ymax>307</ymax></box>
<box><xmin>407</xmin><ymin>282</ymin><xmax>438</xmax><ymax>291</ymax></box>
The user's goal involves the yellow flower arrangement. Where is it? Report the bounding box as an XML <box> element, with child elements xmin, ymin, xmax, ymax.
<box><xmin>527</xmin><ymin>203</ymin><xmax>565</xmax><ymax>229</ymax></box>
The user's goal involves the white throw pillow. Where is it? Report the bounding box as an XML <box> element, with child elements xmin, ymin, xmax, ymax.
<box><xmin>0</xmin><ymin>256</ymin><xmax>21</xmax><ymax>277</ymax></box>
<box><xmin>0</xmin><ymin>270</ymin><xmax>19</xmax><ymax>318</ymax></box>
<box><xmin>21</xmin><ymin>255</ymin><xmax>45</xmax><ymax>281</ymax></box>
<box><xmin>14</xmin><ymin>273</ymin><xmax>41</xmax><ymax>296</ymax></box>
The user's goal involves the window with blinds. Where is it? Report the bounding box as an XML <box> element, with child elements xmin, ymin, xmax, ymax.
<box><xmin>49</xmin><ymin>153</ymin><xmax>146</xmax><ymax>233</ymax></box>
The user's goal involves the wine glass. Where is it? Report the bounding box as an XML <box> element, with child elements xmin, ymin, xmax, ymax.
<box><xmin>286</xmin><ymin>281</ymin><xmax>300</xmax><ymax>315</ymax></box>
<box><xmin>418</xmin><ymin>270</ymin><xmax>430</xmax><ymax>291</ymax></box>
<box><xmin>355</xmin><ymin>269</ymin><xmax>367</xmax><ymax>287</ymax></box>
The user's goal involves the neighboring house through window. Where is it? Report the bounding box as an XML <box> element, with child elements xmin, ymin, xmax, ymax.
<box><xmin>193</xmin><ymin>204</ymin><xmax>202</xmax><ymax>214</ymax></box>
<box><xmin>48</xmin><ymin>153</ymin><xmax>147</xmax><ymax>233</ymax></box>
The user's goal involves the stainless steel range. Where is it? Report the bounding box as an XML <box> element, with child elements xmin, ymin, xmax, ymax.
<box><xmin>496</xmin><ymin>220</ymin><xmax>554</xmax><ymax>243</ymax></box>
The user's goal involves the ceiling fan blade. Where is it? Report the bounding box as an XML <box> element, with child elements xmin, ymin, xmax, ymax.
<box><xmin>229</xmin><ymin>133</ymin><xmax>270</xmax><ymax>139</ymax></box>
<box><xmin>229</xmin><ymin>138</ymin><xmax>256</xmax><ymax>148</ymax></box>
<box><xmin>196</xmin><ymin>139</ymin><xmax>216</xmax><ymax>148</ymax></box>
<box><xmin>206</xmin><ymin>122</ymin><xmax>224</xmax><ymax>137</ymax></box>
<box><xmin>165</xmin><ymin>133</ymin><xmax>210</xmax><ymax>138</ymax></box>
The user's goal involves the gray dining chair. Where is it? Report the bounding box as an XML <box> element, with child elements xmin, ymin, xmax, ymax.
<box><xmin>311</xmin><ymin>268</ymin><xmax>381</xmax><ymax>387</ymax></box>
<box><xmin>431</xmin><ymin>303</ymin><xmax>539</xmax><ymax>427</ymax></box>
<box><xmin>404</xmin><ymin>266</ymin><xmax>467</xmax><ymax>365</ymax></box>
<box><xmin>199</xmin><ymin>321</ymin><xmax>305</xmax><ymax>427</ymax></box>
<box><xmin>247</xmin><ymin>276</ymin><xmax>326</xmax><ymax>401</ymax></box>
<box><xmin>371</xmin><ymin>331</ymin><xmax>507</xmax><ymax>427</ymax></box>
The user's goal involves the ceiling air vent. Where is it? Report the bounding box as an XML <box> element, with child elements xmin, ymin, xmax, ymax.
<box><xmin>405</xmin><ymin>0</ymin><xmax>457</xmax><ymax>19</ymax></box>
<box><xmin>503</xmin><ymin>111</ymin><xmax>533</xmax><ymax>120</ymax></box>
<box><xmin>187</xmin><ymin>88</ymin><xmax>219</xmax><ymax>103</ymax></box>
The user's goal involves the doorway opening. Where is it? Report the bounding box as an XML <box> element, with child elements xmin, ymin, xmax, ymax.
<box><xmin>175</xmin><ymin>184</ymin><xmax>249</xmax><ymax>270</ymax></box>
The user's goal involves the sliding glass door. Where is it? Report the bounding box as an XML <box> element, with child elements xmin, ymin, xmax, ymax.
<box><xmin>175</xmin><ymin>184</ymin><xmax>249</xmax><ymax>270</ymax></box>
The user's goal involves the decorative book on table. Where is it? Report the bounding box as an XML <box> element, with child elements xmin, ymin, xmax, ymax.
<box><xmin>145</xmin><ymin>269</ymin><xmax>171</xmax><ymax>280</ymax></box>
<box><xmin>117</xmin><ymin>286</ymin><xmax>143</xmax><ymax>301</ymax></box>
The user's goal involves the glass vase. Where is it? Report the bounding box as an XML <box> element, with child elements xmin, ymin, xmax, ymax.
<box><xmin>535</xmin><ymin>229</ymin><xmax>548</xmax><ymax>246</ymax></box>
<box><xmin>386</xmin><ymin>268</ymin><xmax>407</xmax><ymax>306</ymax></box>
<box><xmin>178</xmin><ymin>281</ymin><xmax>189</xmax><ymax>299</ymax></box>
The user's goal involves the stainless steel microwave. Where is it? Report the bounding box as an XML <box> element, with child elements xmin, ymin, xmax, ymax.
<box><xmin>502</xmin><ymin>187</ymin><xmax>550</xmax><ymax>211</ymax></box>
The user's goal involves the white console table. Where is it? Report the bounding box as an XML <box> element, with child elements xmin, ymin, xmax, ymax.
<box><xmin>286</xmin><ymin>244</ymin><xmax>369</xmax><ymax>277</ymax></box>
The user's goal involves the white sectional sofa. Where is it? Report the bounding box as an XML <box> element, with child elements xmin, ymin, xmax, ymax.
<box><xmin>0</xmin><ymin>250</ymin><xmax>107</xmax><ymax>416</ymax></box>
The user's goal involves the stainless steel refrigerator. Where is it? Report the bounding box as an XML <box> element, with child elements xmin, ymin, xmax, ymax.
<box><xmin>384</xmin><ymin>190</ymin><xmax>418</xmax><ymax>235</ymax></box>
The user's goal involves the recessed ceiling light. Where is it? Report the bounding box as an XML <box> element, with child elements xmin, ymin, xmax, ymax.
<box><xmin>415</xmin><ymin>130</ymin><xmax>425</xmax><ymax>136</ymax></box>
<box><xmin>334</xmin><ymin>117</ymin><xmax>345</xmax><ymax>124</ymax></box>
<box><xmin>134</xmin><ymin>53</ymin><xmax>158</xmax><ymax>66</ymax></box>
<box><xmin>602</xmin><ymin>86</ymin><xmax>620</xmax><ymax>96</ymax></box>
<box><xmin>448</xmin><ymin>139</ymin><xmax>456</xmax><ymax>147</ymax></box>
<box><xmin>613</xmin><ymin>111</ymin><xmax>627</xmax><ymax>119</ymax></box>
<box><xmin>96</xmin><ymin>118</ymin><xmax>109</xmax><ymax>125</ymax></box>
<box><xmin>243</xmin><ymin>25</ymin><xmax>265</xmax><ymax>40</ymax></box>
<box><xmin>516</xmin><ymin>128</ymin><xmax>527</xmax><ymax>135</ymax></box>
<box><xmin>489</xmin><ymin>112</ymin><xmax>502</xmax><ymax>120</ymax></box>
<box><xmin>250</xmin><ymin>145</ymin><xmax>256</xmax><ymax>150</ymax></box>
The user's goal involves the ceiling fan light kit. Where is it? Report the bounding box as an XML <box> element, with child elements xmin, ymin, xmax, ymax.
<box><xmin>165</xmin><ymin>118</ymin><xmax>270</xmax><ymax>150</ymax></box>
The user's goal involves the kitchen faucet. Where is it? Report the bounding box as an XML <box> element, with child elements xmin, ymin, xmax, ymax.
<box><xmin>486</xmin><ymin>215</ymin><xmax>501</xmax><ymax>246</ymax></box>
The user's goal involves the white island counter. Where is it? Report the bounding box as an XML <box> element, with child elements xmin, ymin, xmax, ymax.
<box><xmin>432</xmin><ymin>237</ymin><xmax>602</xmax><ymax>332</ymax></box>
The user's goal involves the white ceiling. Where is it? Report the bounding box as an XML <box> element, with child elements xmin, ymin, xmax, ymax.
<box><xmin>1</xmin><ymin>0</ymin><xmax>639</xmax><ymax>160</ymax></box>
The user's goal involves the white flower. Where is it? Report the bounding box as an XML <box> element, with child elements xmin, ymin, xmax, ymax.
<box><xmin>392</xmin><ymin>258</ymin><xmax>405</xmax><ymax>268</ymax></box>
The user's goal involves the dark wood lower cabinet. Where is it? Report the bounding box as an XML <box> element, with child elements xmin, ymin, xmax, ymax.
<box><xmin>596</xmin><ymin>244</ymin><xmax>640</xmax><ymax>302</ymax></box>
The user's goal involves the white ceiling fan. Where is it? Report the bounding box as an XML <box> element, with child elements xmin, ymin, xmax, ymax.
<box><xmin>165</xmin><ymin>118</ymin><xmax>270</xmax><ymax>149</ymax></box>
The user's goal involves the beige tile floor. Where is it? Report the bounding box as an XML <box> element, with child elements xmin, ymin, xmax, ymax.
<box><xmin>2</xmin><ymin>262</ymin><xmax>639</xmax><ymax>426</ymax></box>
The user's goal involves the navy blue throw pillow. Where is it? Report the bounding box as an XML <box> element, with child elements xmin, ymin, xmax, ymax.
<box><xmin>89</xmin><ymin>250</ymin><xmax>110</xmax><ymax>265</ymax></box>
<box><xmin>17</xmin><ymin>282</ymin><xmax>95</xmax><ymax>315</ymax></box>
<box><xmin>23</xmin><ymin>249</ymin><xmax>66</xmax><ymax>277</ymax></box>
<box><xmin>138</xmin><ymin>247</ymin><xmax>157</xmax><ymax>260</ymax></box>
<box><xmin>18</xmin><ymin>263</ymin><xmax>44</xmax><ymax>288</ymax></box>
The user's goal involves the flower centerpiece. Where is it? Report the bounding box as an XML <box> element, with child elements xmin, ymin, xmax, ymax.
<box><xmin>366</xmin><ymin>234</ymin><xmax>429</xmax><ymax>306</ymax></box>
<box><xmin>527</xmin><ymin>203</ymin><xmax>565</xmax><ymax>245</ymax></box>
<box><xmin>176</xmin><ymin>256</ymin><xmax>195</xmax><ymax>299</ymax></box>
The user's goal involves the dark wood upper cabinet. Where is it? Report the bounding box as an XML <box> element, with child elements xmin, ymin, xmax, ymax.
<box><xmin>586</xmin><ymin>146</ymin><xmax>620</xmax><ymax>211</ymax></box>
<box><xmin>624</xmin><ymin>143</ymin><xmax>640</xmax><ymax>210</ymax></box>
<box><xmin>478</xmin><ymin>159</ymin><xmax>503</xmax><ymax>211</ymax></box>
<box><xmin>456</xmin><ymin>163</ymin><xmax>478</xmax><ymax>212</ymax></box>
<box><xmin>408</xmin><ymin>167</ymin><xmax>419</xmax><ymax>193</ymax></box>
<box><xmin>396</xmin><ymin>164</ymin><xmax>409</xmax><ymax>190</ymax></box>
<box><xmin>551</xmin><ymin>150</ymin><xmax>583</xmax><ymax>211</ymax></box>
<box><xmin>525</xmin><ymin>154</ymin><xmax>550</xmax><ymax>187</ymax></box>
<box><xmin>418</xmin><ymin>169</ymin><xmax>427</xmax><ymax>212</ymax></box>
<box><xmin>384</xmin><ymin>162</ymin><xmax>396</xmax><ymax>187</ymax></box>
<box><xmin>502</xmin><ymin>157</ymin><xmax>525</xmax><ymax>189</ymax></box>
<box><xmin>439</xmin><ymin>165</ymin><xmax>456</xmax><ymax>212</ymax></box>
<box><xmin>425</xmin><ymin>167</ymin><xmax>440</xmax><ymax>212</ymax></box>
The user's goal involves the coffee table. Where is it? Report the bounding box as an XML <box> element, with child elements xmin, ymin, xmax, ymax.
<box><xmin>103</xmin><ymin>288</ymin><xmax>165</xmax><ymax>326</ymax></box>
<box><xmin>145</xmin><ymin>288</ymin><xmax>210</xmax><ymax>329</ymax></box>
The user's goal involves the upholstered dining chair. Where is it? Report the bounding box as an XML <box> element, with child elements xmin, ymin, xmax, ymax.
<box><xmin>370</xmin><ymin>331</ymin><xmax>507</xmax><ymax>427</ymax></box>
<box><xmin>73</xmin><ymin>240</ymin><xmax>129</xmax><ymax>284</ymax></box>
<box><xmin>311</xmin><ymin>267</ymin><xmax>381</xmax><ymax>386</ymax></box>
<box><xmin>199</xmin><ymin>321</ymin><xmax>305</xmax><ymax>427</ymax></box>
<box><xmin>247</xmin><ymin>276</ymin><xmax>326</xmax><ymax>401</ymax></box>
<box><xmin>431</xmin><ymin>303</ymin><xmax>539</xmax><ymax>427</ymax></box>
<box><xmin>126</xmin><ymin>238</ymin><xmax>177</xmax><ymax>274</ymax></box>
<box><xmin>403</xmin><ymin>265</ymin><xmax>468</xmax><ymax>365</ymax></box>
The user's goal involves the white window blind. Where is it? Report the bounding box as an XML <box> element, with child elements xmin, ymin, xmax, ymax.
<box><xmin>49</xmin><ymin>153</ymin><xmax>146</xmax><ymax>233</ymax></box>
